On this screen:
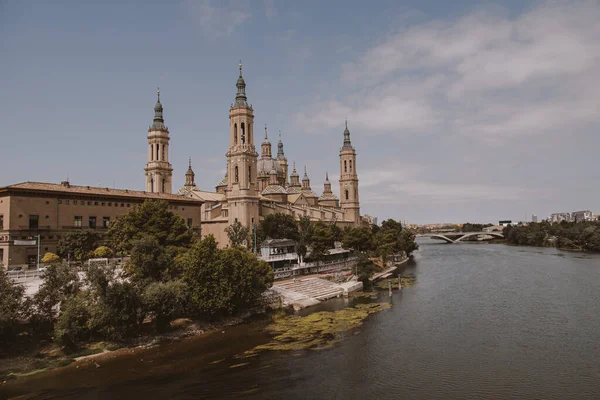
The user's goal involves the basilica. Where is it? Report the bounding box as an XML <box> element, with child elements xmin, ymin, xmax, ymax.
<box><xmin>144</xmin><ymin>64</ymin><xmax>363</xmax><ymax>246</ymax></box>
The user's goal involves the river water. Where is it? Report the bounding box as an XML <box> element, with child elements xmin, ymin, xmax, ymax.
<box><xmin>3</xmin><ymin>242</ymin><xmax>600</xmax><ymax>399</ymax></box>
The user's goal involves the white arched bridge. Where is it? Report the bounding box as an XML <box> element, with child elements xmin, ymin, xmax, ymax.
<box><xmin>417</xmin><ymin>231</ymin><xmax>504</xmax><ymax>244</ymax></box>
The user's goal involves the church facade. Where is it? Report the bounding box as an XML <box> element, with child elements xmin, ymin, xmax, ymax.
<box><xmin>145</xmin><ymin>64</ymin><xmax>363</xmax><ymax>247</ymax></box>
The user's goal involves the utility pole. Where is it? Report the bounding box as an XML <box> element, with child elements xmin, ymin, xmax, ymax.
<box><xmin>37</xmin><ymin>234</ymin><xmax>40</xmax><ymax>269</ymax></box>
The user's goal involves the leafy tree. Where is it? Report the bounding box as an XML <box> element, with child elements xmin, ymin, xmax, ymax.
<box><xmin>108</xmin><ymin>200</ymin><xmax>194</xmax><ymax>253</ymax></box>
<box><xmin>0</xmin><ymin>272</ymin><xmax>27</xmax><ymax>341</ymax></box>
<box><xmin>54</xmin><ymin>292</ymin><xmax>92</xmax><ymax>347</ymax></box>
<box><xmin>355</xmin><ymin>253</ymin><xmax>375</xmax><ymax>290</ymax></box>
<box><xmin>89</xmin><ymin>281</ymin><xmax>143</xmax><ymax>341</ymax></box>
<box><xmin>181</xmin><ymin>235</ymin><xmax>273</xmax><ymax>317</ymax></box>
<box><xmin>225</xmin><ymin>221</ymin><xmax>251</xmax><ymax>248</ymax></box>
<box><xmin>126</xmin><ymin>235</ymin><xmax>172</xmax><ymax>284</ymax></box>
<box><xmin>92</xmin><ymin>246</ymin><xmax>113</xmax><ymax>259</ymax></box>
<box><xmin>308</xmin><ymin>222</ymin><xmax>333</xmax><ymax>264</ymax></box>
<box><xmin>256</xmin><ymin>213</ymin><xmax>299</xmax><ymax>243</ymax></box>
<box><xmin>342</xmin><ymin>226</ymin><xmax>374</xmax><ymax>253</ymax></box>
<box><xmin>41</xmin><ymin>252</ymin><xmax>60</xmax><ymax>264</ymax></box>
<box><xmin>297</xmin><ymin>216</ymin><xmax>314</xmax><ymax>259</ymax></box>
<box><xmin>32</xmin><ymin>262</ymin><xmax>81</xmax><ymax>327</ymax></box>
<box><xmin>57</xmin><ymin>231</ymin><xmax>101</xmax><ymax>261</ymax></box>
<box><xmin>142</xmin><ymin>280</ymin><xmax>190</xmax><ymax>332</ymax></box>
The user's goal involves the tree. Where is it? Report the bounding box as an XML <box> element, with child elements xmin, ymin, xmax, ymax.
<box><xmin>0</xmin><ymin>272</ymin><xmax>27</xmax><ymax>342</ymax></box>
<box><xmin>32</xmin><ymin>262</ymin><xmax>81</xmax><ymax>327</ymax></box>
<box><xmin>308</xmin><ymin>222</ymin><xmax>333</xmax><ymax>264</ymax></box>
<box><xmin>126</xmin><ymin>235</ymin><xmax>172</xmax><ymax>284</ymax></box>
<box><xmin>256</xmin><ymin>213</ymin><xmax>299</xmax><ymax>243</ymax></box>
<box><xmin>57</xmin><ymin>231</ymin><xmax>101</xmax><ymax>261</ymax></box>
<box><xmin>88</xmin><ymin>281</ymin><xmax>143</xmax><ymax>341</ymax></box>
<box><xmin>142</xmin><ymin>280</ymin><xmax>190</xmax><ymax>332</ymax></box>
<box><xmin>297</xmin><ymin>216</ymin><xmax>313</xmax><ymax>260</ymax></box>
<box><xmin>54</xmin><ymin>292</ymin><xmax>92</xmax><ymax>347</ymax></box>
<box><xmin>355</xmin><ymin>253</ymin><xmax>375</xmax><ymax>290</ymax></box>
<box><xmin>41</xmin><ymin>252</ymin><xmax>60</xmax><ymax>264</ymax></box>
<box><xmin>342</xmin><ymin>226</ymin><xmax>374</xmax><ymax>253</ymax></box>
<box><xmin>225</xmin><ymin>221</ymin><xmax>251</xmax><ymax>248</ymax></box>
<box><xmin>181</xmin><ymin>235</ymin><xmax>273</xmax><ymax>317</ymax></box>
<box><xmin>107</xmin><ymin>200</ymin><xmax>194</xmax><ymax>253</ymax></box>
<box><xmin>92</xmin><ymin>246</ymin><xmax>113</xmax><ymax>259</ymax></box>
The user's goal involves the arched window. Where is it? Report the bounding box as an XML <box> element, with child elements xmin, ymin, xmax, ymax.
<box><xmin>248</xmin><ymin>124</ymin><xmax>252</xmax><ymax>144</ymax></box>
<box><xmin>235</xmin><ymin>166</ymin><xmax>239</xmax><ymax>183</ymax></box>
<box><xmin>150</xmin><ymin>145</ymin><xmax>153</xmax><ymax>161</ymax></box>
<box><xmin>344</xmin><ymin>160</ymin><xmax>347</xmax><ymax>172</ymax></box>
<box><xmin>248</xmin><ymin>166</ymin><xmax>252</xmax><ymax>183</ymax></box>
<box><xmin>355</xmin><ymin>188</ymin><xmax>358</xmax><ymax>200</ymax></box>
<box><xmin>162</xmin><ymin>179</ymin><xmax>165</xmax><ymax>193</ymax></box>
<box><xmin>161</xmin><ymin>145</ymin><xmax>165</xmax><ymax>161</ymax></box>
<box><xmin>241</xmin><ymin>122</ymin><xmax>246</xmax><ymax>144</ymax></box>
<box><xmin>345</xmin><ymin>190</ymin><xmax>349</xmax><ymax>200</ymax></box>
<box><xmin>349</xmin><ymin>160</ymin><xmax>352</xmax><ymax>172</ymax></box>
<box><xmin>156</xmin><ymin>144</ymin><xmax>160</xmax><ymax>160</ymax></box>
<box><xmin>150</xmin><ymin>177</ymin><xmax>154</xmax><ymax>192</ymax></box>
<box><xmin>234</xmin><ymin>123</ymin><xmax>238</xmax><ymax>144</ymax></box>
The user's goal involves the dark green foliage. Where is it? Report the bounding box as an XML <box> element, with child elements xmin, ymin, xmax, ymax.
<box><xmin>342</xmin><ymin>226</ymin><xmax>375</xmax><ymax>253</ymax></box>
<box><xmin>504</xmin><ymin>221</ymin><xmax>600</xmax><ymax>252</ymax></box>
<box><xmin>225</xmin><ymin>221</ymin><xmax>251</xmax><ymax>247</ymax></box>
<box><xmin>57</xmin><ymin>231</ymin><xmax>101</xmax><ymax>261</ymax></box>
<box><xmin>107</xmin><ymin>200</ymin><xmax>194</xmax><ymax>253</ymax></box>
<box><xmin>296</xmin><ymin>216</ymin><xmax>314</xmax><ymax>259</ymax></box>
<box><xmin>461</xmin><ymin>222</ymin><xmax>493</xmax><ymax>232</ymax></box>
<box><xmin>307</xmin><ymin>222</ymin><xmax>333</xmax><ymax>263</ymax></box>
<box><xmin>0</xmin><ymin>272</ymin><xmax>27</xmax><ymax>341</ymax></box>
<box><xmin>375</xmin><ymin>219</ymin><xmax>419</xmax><ymax>257</ymax></box>
<box><xmin>89</xmin><ymin>281</ymin><xmax>143</xmax><ymax>341</ymax></box>
<box><xmin>32</xmin><ymin>262</ymin><xmax>81</xmax><ymax>325</ymax></box>
<box><xmin>126</xmin><ymin>235</ymin><xmax>172</xmax><ymax>284</ymax></box>
<box><xmin>356</xmin><ymin>253</ymin><xmax>375</xmax><ymax>290</ymax></box>
<box><xmin>181</xmin><ymin>235</ymin><xmax>274</xmax><ymax>317</ymax></box>
<box><xmin>257</xmin><ymin>213</ymin><xmax>299</xmax><ymax>243</ymax></box>
<box><xmin>54</xmin><ymin>292</ymin><xmax>92</xmax><ymax>347</ymax></box>
<box><xmin>142</xmin><ymin>280</ymin><xmax>190</xmax><ymax>332</ymax></box>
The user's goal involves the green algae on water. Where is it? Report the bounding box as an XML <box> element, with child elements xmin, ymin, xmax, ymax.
<box><xmin>245</xmin><ymin>302</ymin><xmax>391</xmax><ymax>354</ymax></box>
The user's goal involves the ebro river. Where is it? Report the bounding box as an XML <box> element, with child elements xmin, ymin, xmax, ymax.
<box><xmin>3</xmin><ymin>241</ymin><xmax>600</xmax><ymax>399</ymax></box>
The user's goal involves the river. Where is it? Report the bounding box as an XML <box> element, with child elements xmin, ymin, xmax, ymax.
<box><xmin>3</xmin><ymin>242</ymin><xmax>600</xmax><ymax>399</ymax></box>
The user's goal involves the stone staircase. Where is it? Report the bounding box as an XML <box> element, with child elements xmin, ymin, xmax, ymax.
<box><xmin>274</xmin><ymin>278</ymin><xmax>344</xmax><ymax>301</ymax></box>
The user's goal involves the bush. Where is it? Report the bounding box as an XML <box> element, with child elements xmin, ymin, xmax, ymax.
<box><xmin>54</xmin><ymin>293</ymin><xmax>92</xmax><ymax>347</ymax></box>
<box><xmin>41</xmin><ymin>252</ymin><xmax>60</xmax><ymax>264</ymax></box>
<box><xmin>142</xmin><ymin>280</ymin><xmax>189</xmax><ymax>332</ymax></box>
<box><xmin>92</xmin><ymin>246</ymin><xmax>113</xmax><ymax>259</ymax></box>
<box><xmin>89</xmin><ymin>281</ymin><xmax>143</xmax><ymax>341</ymax></box>
<box><xmin>0</xmin><ymin>272</ymin><xmax>27</xmax><ymax>342</ymax></box>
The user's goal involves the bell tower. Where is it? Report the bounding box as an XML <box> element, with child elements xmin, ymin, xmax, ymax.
<box><xmin>339</xmin><ymin>121</ymin><xmax>360</xmax><ymax>225</ymax></box>
<box><xmin>226</xmin><ymin>63</ymin><xmax>259</xmax><ymax>229</ymax></box>
<box><xmin>145</xmin><ymin>88</ymin><xmax>173</xmax><ymax>193</ymax></box>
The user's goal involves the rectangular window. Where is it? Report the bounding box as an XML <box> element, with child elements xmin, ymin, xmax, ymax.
<box><xmin>121</xmin><ymin>203</ymin><xmax>125</xmax><ymax>207</ymax></box>
<box><xmin>88</xmin><ymin>201</ymin><xmax>92</xmax><ymax>206</ymax></box>
<box><xmin>73</xmin><ymin>200</ymin><xmax>77</xmax><ymax>205</ymax></box>
<box><xmin>94</xmin><ymin>202</ymin><xmax>98</xmax><ymax>206</ymax></box>
<box><xmin>108</xmin><ymin>202</ymin><xmax>112</xmax><ymax>206</ymax></box>
<box><xmin>48</xmin><ymin>236</ymin><xmax>53</xmax><ymax>240</ymax></box>
<box><xmin>57</xmin><ymin>199</ymin><xmax>62</xmax><ymax>204</ymax></box>
<box><xmin>89</xmin><ymin>216</ymin><xmax>97</xmax><ymax>229</ymax></box>
<box><xmin>66</xmin><ymin>200</ymin><xmax>70</xmax><ymax>205</ymax></box>
<box><xmin>127</xmin><ymin>203</ymin><xmax>130</xmax><ymax>208</ymax></box>
<box><xmin>101</xmin><ymin>202</ymin><xmax>105</xmax><ymax>206</ymax></box>
<box><xmin>187</xmin><ymin>218</ymin><xmax>192</xmax><ymax>227</ymax></box>
<box><xmin>0</xmin><ymin>214</ymin><xmax>3</xmax><ymax>230</ymax></box>
<box><xmin>74</xmin><ymin>216</ymin><xmax>82</xmax><ymax>228</ymax></box>
<box><xmin>29</xmin><ymin>215</ymin><xmax>39</xmax><ymax>229</ymax></box>
<box><xmin>103</xmin><ymin>216</ymin><xmax>110</xmax><ymax>228</ymax></box>
<box><xmin>0</xmin><ymin>248</ymin><xmax>3</xmax><ymax>263</ymax></box>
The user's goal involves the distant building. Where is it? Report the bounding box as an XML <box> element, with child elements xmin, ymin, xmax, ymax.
<box><xmin>549</xmin><ymin>213</ymin><xmax>571</xmax><ymax>223</ymax></box>
<box><xmin>499</xmin><ymin>220</ymin><xmax>513</xmax><ymax>227</ymax></box>
<box><xmin>532</xmin><ymin>214</ymin><xmax>538</xmax><ymax>223</ymax></box>
<box><xmin>571</xmin><ymin>210</ymin><xmax>593</xmax><ymax>222</ymax></box>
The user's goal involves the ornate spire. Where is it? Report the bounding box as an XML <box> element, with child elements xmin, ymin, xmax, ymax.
<box><xmin>325</xmin><ymin>171</ymin><xmax>330</xmax><ymax>184</ymax></box>
<box><xmin>303</xmin><ymin>165</ymin><xmax>309</xmax><ymax>181</ymax></box>
<box><xmin>342</xmin><ymin>119</ymin><xmax>352</xmax><ymax>149</ymax></box>
<box><xmin>263</xmin><ymin>124</ymin><xmax>269</xmax><ymax>143</ymax></box>
<box><xmin>151</xmin><ymin>87</ymin><xmax>167</xmax><ymax>131</ymax></box>
<box><xmin>185</xmin><ymin>157</ymin><xmax>195</xmax><ymax>187</ymax></box>
<box><xmin>277</xmin><ymin>130</ymin><xmax>285</xmax><ymax>159</ymax></box>
<box><xmin>234</xmin><ymin>61</ymin><xmax>248</xmax><ymax>107</ymax></box>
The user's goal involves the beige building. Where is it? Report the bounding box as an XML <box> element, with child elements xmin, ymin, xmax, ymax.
<box><xmin>0</xmin><ymin>182</ymin><xmax>203</xmax><ymax>270</ymax></box>
<box><xmin>178</xmin><ymin>64</ymin><xmax>364</xmax><ymax>246</ymax></box>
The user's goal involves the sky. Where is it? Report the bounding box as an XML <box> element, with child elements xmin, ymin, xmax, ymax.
<box><xmin>1</xmin><ymin>0</ymin><xmax>599</xmax><ymax>224</ymax></box>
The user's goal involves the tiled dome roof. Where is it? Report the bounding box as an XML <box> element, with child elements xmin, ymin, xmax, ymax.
<box><xmin>286</xmin><ymin>186</ymin><xmax>302</xmax><ymax>194</ymax></box>
<box><xmin>262</xmin><ymin>185</ymin><xmax>287</xmax><ymax>195</ymax></box>
<box><xmin>319</xmin><ymin>192</ymin><xmax>339</xmax><ymax>201</ymax></box>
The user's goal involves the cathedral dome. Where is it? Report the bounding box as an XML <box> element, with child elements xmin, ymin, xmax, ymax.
<box><xmin>257</xmin><ymin>158</ymin><xmax>283</xmax><ymax>174</ymax></box>
<box><xmin>262</xmin><ymin>185</ymin><xmax>287</xmax><ymax>195</ymax></box>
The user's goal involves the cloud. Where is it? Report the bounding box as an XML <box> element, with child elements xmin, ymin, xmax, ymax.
<box><xmin>295</xmin><ymin>1</ymin><xmax>600</xmax><ymax>144</ymax></box>
<box><xmin>185</xmin><ymin>0</ymin><xmax>251</xmax><ymax>38</ymax></box>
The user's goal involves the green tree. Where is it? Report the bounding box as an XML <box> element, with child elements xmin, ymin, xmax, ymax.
<box><xmin>89</xmin><ymin>281</ymin><xmax>143</xmax><ymax>341</ymax></box>
<box><xmin>297</xmin><ymin>216</ymin><xmax>313</xmax><ymax>259</ymax></box>
<box><xmin>107</xmin><ymin>200</ymin><xmax>194</xmax><ymax>253</ymax></box>
<box><xmin>342</xmin><ymin>226</ymin><xmax>374</xmax><ymax>253</ymax></box>
<box><xmin>126</xmin><ymin>235</ymin><xmax>172</xmax><ymax>284</ymax></box>
<box><xmin>181</xmin><ymin>235</ymin><xmax>273</xmax><ymax>317</ymax></box>
<box><xmin>355</xmin><ymin>253</ymin><xmax>375</xmax><ymax>290</ymax></box>
<box><xmin>57</xmin><ymin>231</ymin><xmax>101</xmax><ymax>261</ymax></box>
<box><xmin>225</xmin><ymin>221</ymin><xmax>251</xmax><ymax>248</ymax></box>
<box><xmin>92</xmin><ymin>246</ymin><xmax>113</xmax><ymax>259</ymax></box>
<box><xmin>308</xmin><ymin>222</ymin><xmax>333</xmax><ymax>264</ymax></box>
<box><xmin>256</xmin><ymin>213</ymin><xmax>299</xmax><ymax>243</ymax></box>
<box><xmin>54</xmin><ymin>292</ymin><xmax>93</xmax><ymax>347</ymax></box>
<box><xmin>32</xmin><ymin>262</ymin><xmax>81</xmax><ymax>327</ymax></box>
<box><xmin>0</xmin><ymin>272</ymin><xmax>27</xmax><ymax>342</ymax></box>
<box><xmin>41</xmin><ymin>252</ymin><xmax>60</xmax><ymax>264</ymax></box>
<box><xmin>142</xmin><ymin>280</ymin><xmax>190</xmax><ymax>332</ymax></box>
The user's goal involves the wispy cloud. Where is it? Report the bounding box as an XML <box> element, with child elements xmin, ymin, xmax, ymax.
<box><xmin>185</xmin><ymin>0</ymin><xmax>251</xmax><ymax>39</ymax></box>
<box><xmin>295</xmin><ymin>1</ymin><xmax>600</xmax><ymax>144</ymax></box>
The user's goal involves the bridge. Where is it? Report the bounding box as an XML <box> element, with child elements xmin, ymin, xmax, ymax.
<box><xmin>417</xmin><ymin>231</ymin><xmax>504</xmax><ymax>244</ymax></box>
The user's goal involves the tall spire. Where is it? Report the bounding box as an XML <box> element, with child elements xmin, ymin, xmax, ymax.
<box><xmin>342</xmin><ymin>119</ymin><xmax>352</xmax><ymax>149</ymax></box>
<box><xmin>277</xmin><ymin>130</ymin><xmax>285</xmax><ymax>159</ymax></box>
<box><xmin>303</xmin><ymin>165</ymin><xmax>309</xmax><ymax>180</ymax></box>
<box><xmin>185</xmin><ymin>157</ymin><xmax>195</xmax><ymax>188</ymax></box>
<box><xmin>263</xmin><ymin>124</ymin><xmax>269</xmax><ymax>143</ymax></box>
<box><xmin>151</xmin><ymin>87</ymin><xmax>167</xmax><ymax>131</ymax></box>
<box><xmin>234</xmin><ymin>61</ymin><xmax>248</xmax><ymax>107</ymax></box>
<box><xmin>325</xmin><ymin>171</ymin><xmax>330</xmax><ymax>183</ymax></box>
